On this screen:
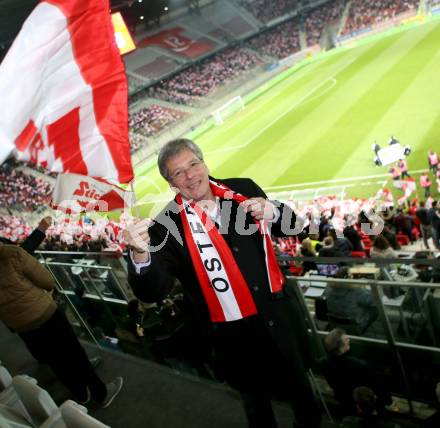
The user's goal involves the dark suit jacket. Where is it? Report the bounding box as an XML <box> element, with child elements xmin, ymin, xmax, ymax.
<box><xmin>128</xmin><ymin>177</ymin><xmax>311</xmax><ymax>371</ymax></box>
<box><xmin>318</xmin><ymin>245</ymin><xmax>344</xmax><ymax>257</ymax></box>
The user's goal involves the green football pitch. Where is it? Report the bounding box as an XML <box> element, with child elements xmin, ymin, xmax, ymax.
<box><xmin>133</xmin><ymin>17</ymin><xmax>440</xmax><ymax>218</ymax></box>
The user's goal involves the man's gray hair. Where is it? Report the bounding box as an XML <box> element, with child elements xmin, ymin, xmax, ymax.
<box><xmin>158</xmin><ymin>138</ymin><xmax>204</xmax><ymax>180</ymax></box>
<box><xmin>323</xmin><ymin>328</ymin><xmax>346</xmax><ymax>356</ymax></box>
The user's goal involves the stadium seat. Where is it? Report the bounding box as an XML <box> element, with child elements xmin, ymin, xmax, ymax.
<box><xmin>361</xmin><ymin>238</ymin><xmax>372</xmax><ymax>256</ymax></box>
<box><xmin>12</xmin><ymin>375</ymin><xmax>58</xmax><ymax>427</ymax></box>
<box><xmin>412</xmin><ymin>227</ymin><xmax>420</xmax><ymax>240</ymax></box>
<box><xmin>351</xmin><ymin>251</ymin><xmax>367</xmax><ymax>258</ymax></box>
<box><xmin>0</xmin><ymin>364</ymin><xmax>12</xmax><ymax>392</ymax></box>
<box><xmin>288</xmin><ymin>265</ymin><xmax>303</xmax><ymax>276</ymax></box>
<box><xmin>38</xmin><ymin>411</ymin><xmax>64</xmax><ymax>428</ymax></box>
<box><xmin>361</xmin><ymin>236</ymin><xmax>372</xmax><ymax>245</ymax></box>
<box><xmin>39</xmin><ymin>401</ymin><xmax>110</xmax><ymax>428</ymax></box>
<box><xmin>0</xmin><ymin>403</ymin><xmax>32</xmax><ymax>428</ymax></box>
<box><xmin>396</xmin><ymin>234</ymin><xmax>410</xmax><ymax>246</ymax></box>
<box><xmin>59</xmin><ymin>400</ymin><xmax>110</xmax><ymax>428</ymax></box>
<box><xmin>0</xmin><ymin>373</ymin><xmax>35</xmax><ymax>422</ymax></box>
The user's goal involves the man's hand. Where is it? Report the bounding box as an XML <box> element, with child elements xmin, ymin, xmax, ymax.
<box><xmin>38</xmin><ymin>216</ymin><xmax>52</xmax><ymax>233</ymax></box>
<box><xmin>123</xmin><ymin>219</ymin><xmax>151</xmax><ymax>263</ymax></box>
<box><xmin>241</xmin><ymin>198</ymin><xmax>276</xmax><ymax>221</ymax></box>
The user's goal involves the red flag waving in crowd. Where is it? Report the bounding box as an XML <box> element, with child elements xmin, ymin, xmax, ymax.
<box><xmin>0</xmin><ymin>0</ymin><xmax>134</xmax><ymax>184</ymax></box>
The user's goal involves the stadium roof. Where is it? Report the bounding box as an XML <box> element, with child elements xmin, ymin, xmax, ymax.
<box><xmin>0</xmin><ymin>0</ymin><xmax>178</xmax><ymax>60</ymax></box>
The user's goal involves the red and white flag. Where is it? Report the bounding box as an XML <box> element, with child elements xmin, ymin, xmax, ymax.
<box><xmin>52</xmin><ymin>173</ymin><xmax>135</xmax><ymax>213</ymax></box>
<box><xmin>0</xmin><ymin>0</ymin><xmax>133</xmax><ymax>184</ymax></box>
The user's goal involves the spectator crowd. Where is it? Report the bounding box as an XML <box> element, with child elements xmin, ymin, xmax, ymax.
<box><xmin>0</xmin><ymin>214</ymin><xmax>131</xmax><ymax>253</ymax></box>
<box><xmin>129</xmin><ymin>105</ymin><xmax>186</xmax><ymax>137</ymax></box>
<box><xmin>128</xmin><ymin>0</ymin><xmax>423</xmax><ymax>106</ymax></box>
<box><xmin>129</xmin><ymin>131</ymin><xmax>148</xmax><ymax>153</ymax></box>
<box><xmin>342</xmin><ymin>0</ymin><xmax>419</xmax><ymax>36</ymax></box>
<box><xmin>247</xmin><ymin>19</ymin><xmax>300</xmax><ymax>59</ymax></box>
<box><xmin>148</xmin><ymin>47</ymin><xmax>260</xmax><ymax>105</ymax></box>
<box><xmin>304</xmin><ymin>0</ymin><xmax>347</xmax><ymax>46</ymax></box>
<box><xmin>0</xmin><ymin>163</ymin><xmax>53</xmax><ymax>211</ymax></box>
<box><xmin>2</xmin><ymin>183</ymin><xmax>439</xmax><ymax>257</ymax></box>
<box><xmin>240</xmin><ymin>0</ymin><xmax>298</xmax><ymax>22</ymax></box>
<box><xmin>274</xmin><ymin>189</ymin><xmax>440</xmax><ymax>268</ymax></box>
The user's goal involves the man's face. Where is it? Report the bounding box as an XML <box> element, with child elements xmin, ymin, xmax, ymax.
<box><xmin>166</xmin><ymin>149</ymin><xmax>212</xmax><ymax>202</ymax></box>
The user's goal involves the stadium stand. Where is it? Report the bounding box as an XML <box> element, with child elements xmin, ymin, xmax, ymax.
<box><xmin>147</xmin><ymin>47</ymin><xmax>261</xmax><ymax>105</ymax></box>
<box><xmin>239</xmin><ymin>0</ymin><xmax>298</xmax><ymax>22</ymax></box>
<box><xmin>0</xmin><ymin>163</ymin><xmax>52</xmax><ymax>212</ymax></box>
<box><xmin>304</xmin><ymin>0</ymin><xmax>347</xmax><ymax>46</ymax></box>
<box><xmin>137</xmin><ymin>25</ymin><xmax>220</xmax><ymax>60</ymax></box>
<box><xmin>122</xmin><ymin>2</ymin><xmax>260</xmax><ymax>98</ymax></box>
<box><xmin>127</xmin><ymin>73</ymin><xmax>149</xmax><ymax>97</ymax></box>
<box><xmin>128</xmin><ymin>104</ymin><xmax>187</xmax><ymax>138</ymax></box>
<box><xmin>128</xmin><ymin>131</ymin><xmax>147</xmax><ymax>154</ymax></box>
<box><xmin>341</xmin><ymin>0</ymin><xmax>420</xmax><ymax>36</ymax></box>
<box><xmin>247</xmin><ymin>18</ymin><xmax>301</xmax><ymax>59</ymax></box>
<box><xmin>0</xmin><ymin>214</ymin><xmax>127</xmax><ymax>252</ymax></box>
<box><xmin>125</xmin><ymin>49</ymin><xmax>182</xmax><ymax>84</ymax></box>
<box><xmin>199</xmin><ymin>1</ymin><xmax>257</xmax><ymax>38</ymax></box>
<box><xmin>0</xmin><ymin>215</ymin><xmax>33</xmax><ymax>242</ymax></box>
<box><xmin>177</xmin><ymin>15</ymin><xmax>231</xmax><ymax>42</ymax></box>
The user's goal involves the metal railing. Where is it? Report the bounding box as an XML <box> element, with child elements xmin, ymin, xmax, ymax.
<box><xmin>36</xmin><ymin>250</ymin><xmax>440</xmax><ymax>411</ymax></box>
<box><xmin>285</xmin><ymin>254</ymin><xmax>440</xmax><ymax>411</ymax></box>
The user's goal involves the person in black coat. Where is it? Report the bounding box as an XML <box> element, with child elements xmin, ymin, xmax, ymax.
<box><xmin>343</xmin><ymin>223</ymin><xmax>364</xmax><ymax>252</ymax></box>
<box><xmin>318</xmin><ymin>236</ymin><xmax>344</xmax><ymax>257</ymax></box>
<box><xmin>124</xmin><ymin>139</ymin><xmax>321</xmax><ymax>428</ymax></box>
<box><xmin>319</xmin><ymin>329</ymin><xmax>392</xmax><ymax>417</ymax></box>
<box><xmin>328</xmin><ymin>228</ymin><xmax>353</xmax><ymax>256</ymax></box>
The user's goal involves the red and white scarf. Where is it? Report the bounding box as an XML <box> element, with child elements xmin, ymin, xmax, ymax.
<box><xmin>177</xmin><ymin>179</ymin><xmax>285</xmax><ymax>323</ymax></box>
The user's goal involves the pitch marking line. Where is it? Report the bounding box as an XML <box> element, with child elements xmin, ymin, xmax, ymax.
<box><xmin>266</xmin><ymin>179</ymin><xmax>389</xmax><ymax>202</ymax></box>
<box><xmin>206</xmin><ymin>49</ymin><xmax>366</xmax><ymax>156</ymax></box>
<box><xmin>217</xmin><ymin>61</ymin><xmax>337</xmax><ymax>134</ymax></box>
<box><xmin>206</xmin><ymin>77</ymin><xmax>339</xmax><ymax>155</ymax></box>
<box><xmin>264</xmin><ymin>168</ymin><xmax>428</xmax><ymax>191</ymax></box>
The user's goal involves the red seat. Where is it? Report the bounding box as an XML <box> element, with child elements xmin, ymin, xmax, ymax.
<box><xmin>412</xmin><ymin>227</ymin><xmax>420</xmax><ymax>240</ymax></box>
<box><xmin>396</xmin><ymin>234</ymin><xmax>410</xmax><ymax>246</ymax></box>
<box><xmin>288</xmin><ymin>265</ymin><xmax>303</xmax><ymax>276</ymax></box>
<box><xmin>362</xmin><ymin>239</ymin><xmax>373</xmax><ymax>248</ymax></box>
<box><xmin>351</xmin><ymin>251</ymin><xmax>367</xmax><ymax>258</ymax></box>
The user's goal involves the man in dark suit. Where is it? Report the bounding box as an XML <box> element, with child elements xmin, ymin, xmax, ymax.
<box><xmin>124</xmin><ymin>139</ymin><xmax>321</xmax><ymax>428</ymax></box>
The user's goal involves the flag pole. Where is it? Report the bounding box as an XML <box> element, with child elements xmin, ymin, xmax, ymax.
<box><xmin>129</xmin><ymin>179</ymin><xmax>141</xmax><ymax>218</ymax></box>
